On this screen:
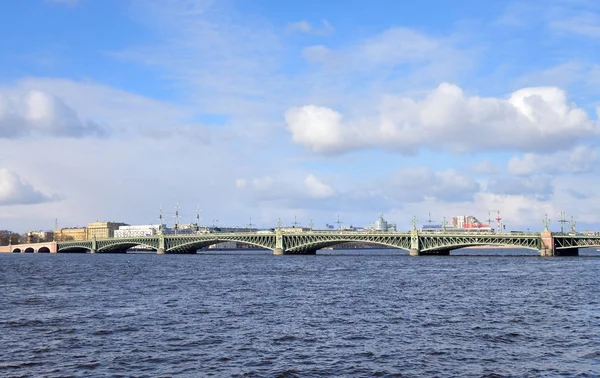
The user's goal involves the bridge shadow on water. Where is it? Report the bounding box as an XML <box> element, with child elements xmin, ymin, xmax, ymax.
<box><xmin>182</xmin><ymin>247</ymin><xmax>600</xmax><ymax>257</ymax></box>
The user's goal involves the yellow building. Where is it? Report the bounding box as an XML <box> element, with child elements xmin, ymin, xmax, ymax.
<box><xmin>54</xmin><ymin>228</ymin><xmax>88</xmax><ymax>241</ymax></box>
<box><xmin>87</xmin><ymin>222</ymin><xmax>128</xmax><ymax>239</ymax></box>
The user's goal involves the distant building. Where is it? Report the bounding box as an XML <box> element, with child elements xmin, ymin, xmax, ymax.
<box><xmin>54</xmin><ymin>227</ymin><xmax>88</xmax><ymax>241</ymax></box>
<box><xmin>365</xmin><ymin>215</ymin><xmax>396</xmax><ymax>232</ymax></box>
<box><xmin>114</xmin><ymin>224</ymin><xmax>162</xmax><ymax>238</ymax></box>
<box><xmin>450</xmin><ymin>215</ymin><xmax>492</xmax><ymax>231</ymax></box>
<box><xmin>280</xmin><ymin>227</ymin><xmax>311</xmax><ymax>233</ymax></box>
<box><xmin>26</xmin><ymin>231</ymin><xmax>52</xmax><ymax>242</ymax></box>
<box><xmin>87</xmin><ymin>222</ymin><xmax>128</xmax><ymax>239</ymax></box>
<box><xmin>421</xmin><ymin>215</ymin><xmax>493</xmax><ymax>233</ymax></box>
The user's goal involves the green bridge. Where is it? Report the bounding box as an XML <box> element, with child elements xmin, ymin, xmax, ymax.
<box><xmin>54</xmin><ymin>228</ymin><xmax>600</xmax><ymax>256</ymax></box>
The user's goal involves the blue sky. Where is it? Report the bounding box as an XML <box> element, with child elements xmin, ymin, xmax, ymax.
<box><xmin>1</xmin><ymin>0</ymin><xmax>600</xmax><ymax>232</ymax></box>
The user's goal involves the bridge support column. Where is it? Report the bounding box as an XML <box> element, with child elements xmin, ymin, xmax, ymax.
<box><xmin>157</xmin><ymin>235</ymin><xmax>166</xmax><ymax>255</ymax></box>
<box><xmin>410</xmin><ymin>225</ymin><xmax>420</xmax><ymax>256</ymax></box>
<box><xmin>274</xmin><ymin>229</ymin><xmax>286</xmax><ymax>256</ymax></box>
<box><xmin>540</xmin><ymin>231</ymin><xmax>555</xmax><ymax>257</ymax></box>
<box><xmin>89</xmin><ymin>249</ymin><xmax>96</xmax><ymax>254</ymax></box>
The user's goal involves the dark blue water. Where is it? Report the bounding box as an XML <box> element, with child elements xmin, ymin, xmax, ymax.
<box><xmin>1</xmin><ymin>250</ymin><xmax>599</xmax><ymax>377</ymax></box>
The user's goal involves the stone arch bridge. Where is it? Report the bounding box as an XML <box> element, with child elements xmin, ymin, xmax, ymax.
<box><xmin>2</xmin><ymin>229</ymin><xmax>598</xmax><ymax>256</ymax></box>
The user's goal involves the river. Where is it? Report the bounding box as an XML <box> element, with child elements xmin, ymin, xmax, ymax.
<box><xmin>1</xmin><ymin>249</ymin><xmax>599</xmax><ymax>377</ymax></box>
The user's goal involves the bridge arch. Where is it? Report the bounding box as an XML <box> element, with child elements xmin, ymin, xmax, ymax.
<box><xmin>38</xmin><ymin>247</ymin><xmax>51</xmax><ymax>253</ymax></box>
<box><xmin>97</xmin><ymin>242</ymin><xmax>157</xmax><ymax>253</ymax></box>
<box><xmin>283</xmin><ymin>234</ymin><xmax>411</xmax><ymax>254</ymax></box>
<box><xmin>421</xmin><ymin>241</ymin><xmax>540</xmax><ymax>253</ymax></box>
<box><xmin>24</xmin><ymin>247</ymin><xmax>35</xmax><ymax>253</ymax></box>
<box><xmin>12</xmin><ymin>248</ymin><xmax>21</xmax><ymax>253</ymax></box>
<box><xmin>169</xmin><ymin>238</ymin><xmax>273</xmax><ymax>254</ymax></box>
<box><xmin>289</xmin><ymin>239</ymin><xmax>408</xmax><ymax>253</ymax></box>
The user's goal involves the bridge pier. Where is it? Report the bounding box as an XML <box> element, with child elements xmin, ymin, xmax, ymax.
<box><xmin>539</xmin><ymin>231</ymin><xmax>579</xmax><ymax>256</ymax></box>
<box><xmin>157</xmin><ymin>248</ymin><xmax>166</xmax><ymax>255</ymax></box>
<box><xmin>409</xmin><ymin>249</ymin><xmax>420</xmax><ymax>256</ymax></box>
<box><xmin>89</xmin><ymin>249</ymin><xmax>96</xmax><ymax>254</ymax></box>
<box><xmin>273</xmin><ymin>248</ymin><xmax>284</xmax><ymax>255</ymax></box>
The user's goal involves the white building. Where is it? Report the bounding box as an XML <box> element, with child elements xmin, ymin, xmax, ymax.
<box><xmin>114</xmin><ymin>224</ymin><xmax>162</xmax><ymax>238</ymax></box>
<box><xmin>366</xmin><ymin>215</ymin><xmax>397</xmax><ymax>232</ymax></box>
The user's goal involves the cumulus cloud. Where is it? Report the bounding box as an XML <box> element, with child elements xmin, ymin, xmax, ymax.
<box><xmin>305</xmin><ymin>174</ymin><xmax>335</xmax><ymax>198</ymax></box>
<box><xmin>508</xmin><ymin>145</ymin><xmax>598</xmax><ymax>175</ymax></box>
<box><xmin>285</xmin><ymin>83</ymin><xmax>599</xmax><ymax>155</ymax></box>
<box><xmin>0</xmin><ymin>90</ymin><xmax>104</xmax><ymax>138</ymax></box>
<box><xmin>0</xmin><ymin>169</ymin><xmax>58</xmax><ymax>206</ymax></box>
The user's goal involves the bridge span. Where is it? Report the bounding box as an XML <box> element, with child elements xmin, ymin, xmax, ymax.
<box><xmin>1</xmin><ymin>229</ymin><xmax>599</xmax><ymax>256</ymax></box>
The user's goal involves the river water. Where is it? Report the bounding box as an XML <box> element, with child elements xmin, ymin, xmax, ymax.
<box><xmin>1</xmin><ymin>249</ymin><xmax>599</xmax><ymax>377</ymax></box>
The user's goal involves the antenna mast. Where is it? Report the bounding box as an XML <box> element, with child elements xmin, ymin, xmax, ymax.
<box><xmin>335</xmin><ymin>214</ymin><xmax>343</xmax><ymax>230</ymax></box>
<box><xmin>558</xmin><ymin>211</ymin><xmax>569</xmax><ymax>234</ymax></box>
<box><xmin>495</xmin><ymin>210</ymin><xmax>502</xmax><ymax>233</ymax></box>
<box><xmin>174</xmin><ymin>204</ymin><xmax>180</xmax><ymax>235</ymax></box>
<box><xmin>196</xmin><ymin>206</ymin><xmax>201</xmax><ymax>232</ymax></box>
<box><xmin>427</xmin><ymin>212</ymin><xmax>433</xmax><ymax>227</ymax></box>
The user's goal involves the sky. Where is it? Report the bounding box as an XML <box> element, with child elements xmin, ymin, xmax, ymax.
<box><xmin>1</xmin><ymin>0</ymin><xmax>600</xmax><ymax>233</ymax></box>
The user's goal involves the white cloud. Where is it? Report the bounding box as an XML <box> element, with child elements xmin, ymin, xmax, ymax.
<box><xmin>285</xmin><ymin>105</ymin><xmax>350</xmax><ymax>154</ymax></box>
<box><xmin>0</xmin><ymin>169</ymin><xmax>58</xmax><ymax>206</ymax></box>
<box><xmin>507</xmin><ymin>145</ymin><xmax>598</xmax><ymax>175</ymax></box>
<box><xmin>286</xmin><ymin>83</ymin><xmax>599</xmax><ymax>155</ymax></box>
<box><xmin>1</xmin><ymin>78</ymin><xmax>211</xmax><ymax>140</ymax></box>
<box><xmin>305</xmin><ymin>174</ymin><xmax>334</xmax><ymax>198</ymax></box>
<box><xmin>0</xmin><ymin>89</ymin><xmax>104</xmax><ymax>138</ymax></box>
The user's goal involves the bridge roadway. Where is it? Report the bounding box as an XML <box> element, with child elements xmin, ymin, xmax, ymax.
<box><xmin>3</xmin><ymin>229</ymin><xmax>600</xmax><ymax>256</ymax></box>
